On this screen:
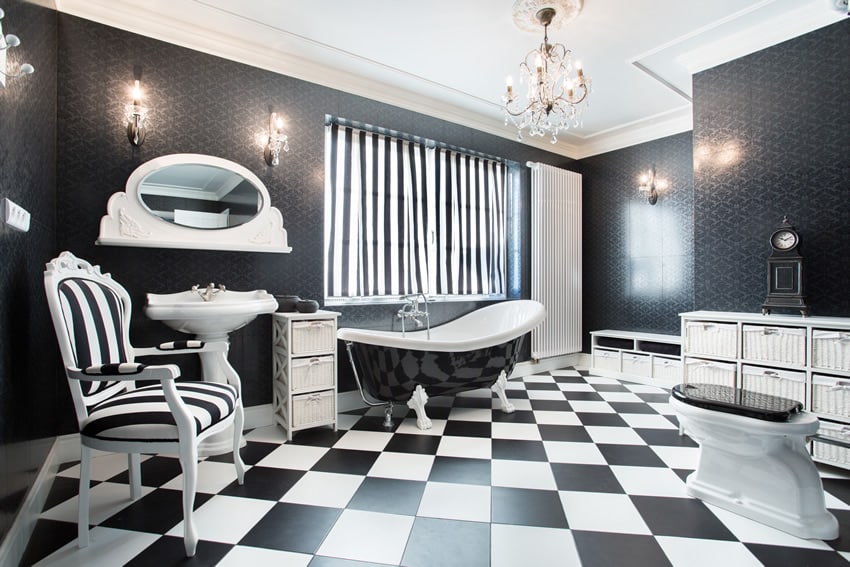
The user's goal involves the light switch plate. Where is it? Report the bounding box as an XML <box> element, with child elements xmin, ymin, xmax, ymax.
<box><xmin>3</xmin><ymin>198</ymin><xmax>30</xmax><ymax>232</ymax></box>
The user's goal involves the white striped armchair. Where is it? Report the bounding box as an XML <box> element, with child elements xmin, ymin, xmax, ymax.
<box><xmin>43</xmin><ymin>251</ymin><xmax>245</xmax><ymax>557</ymax></box>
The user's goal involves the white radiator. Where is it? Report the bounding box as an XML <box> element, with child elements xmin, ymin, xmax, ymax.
<box><xmin>529</xmin><ymin>162</ymin><xmax>582</xmax><ymax>359</ymax></box>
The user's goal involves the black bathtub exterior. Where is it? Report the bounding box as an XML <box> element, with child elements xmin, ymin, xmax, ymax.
<box><xmin>346</xmin><ymin>335</ymin><xmax>526</xmax><ymax>403</ymax></box>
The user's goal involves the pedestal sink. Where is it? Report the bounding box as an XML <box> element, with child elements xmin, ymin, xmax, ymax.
<box><xmin>144</xmin><ymin>288</ymin><xmax>278</xmax><ymax>455</ymax></box>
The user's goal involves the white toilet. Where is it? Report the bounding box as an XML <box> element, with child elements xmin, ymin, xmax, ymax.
<box><xmin>670</xmin><ymin>384</ymin><xmax>838</xmax><ymax>540</ymax></box>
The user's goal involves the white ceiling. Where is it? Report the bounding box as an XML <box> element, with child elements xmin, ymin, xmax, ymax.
<box><xmin>55</xmin><ymin>0</ymin><xmax>847</xmax><ymax>158</ymax></box>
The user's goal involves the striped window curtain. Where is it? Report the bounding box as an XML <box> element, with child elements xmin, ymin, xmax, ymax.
<box><xmin>325</xmin><ymin>123</ymin><xmax>429</xmax><ymax>298</ymax></box>
<box><xmin>434</xmin><ymin>148</ymin><xmax>506</xmax><ymax>296</ymax></box>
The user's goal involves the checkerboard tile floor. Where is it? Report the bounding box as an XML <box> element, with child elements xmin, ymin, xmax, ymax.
<box><xmin>21</xmin><ymin>368</ymin><xmax>850</xmax><ymax>566</ymax></box>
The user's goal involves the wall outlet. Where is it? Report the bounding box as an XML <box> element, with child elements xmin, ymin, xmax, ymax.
<box><xmin>3</xmin><ymin>198</ymin><xmax>30</xmax><ymax>232</ymax></box>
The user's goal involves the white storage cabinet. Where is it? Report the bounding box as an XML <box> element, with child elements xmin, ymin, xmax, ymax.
<box><xmin>680</xmin><ymin>311</ymin><xmax>850</xmax><ymax>470</ymax></box>
<box><xmin>590</xmin><ymin>330</ymin><xmax>682</xmax><ymax>386</ymax></box>
<box><xmin>272</xmin><ymin>310</ymin><xmax>340</xmax><ymax>441</ymax></box>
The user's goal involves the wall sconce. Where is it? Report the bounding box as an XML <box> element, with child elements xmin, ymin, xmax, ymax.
<box><xmin>0</xmin><ymin>8</ymin><xmax>34</xmax><ymax>88</ymax></box>
<box><xmin>263</xmin><ymin>112</ymin><xmax>289</xmax><ymax>166</ymax></box>
<box><xmin>637</xmin><ymin>164</ymin><xmax>668</xmax><ymax>205</ymax></box>
<box><xmin>125</xmin><ymin>79</ymin><xmax>150</xmax><ymax>146</ymax></box>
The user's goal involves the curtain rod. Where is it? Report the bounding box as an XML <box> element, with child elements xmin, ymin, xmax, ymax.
<box><xmin>326</xmin><ymin>115</ymin><xmax>512</xmax><ymax>166</ymax></box>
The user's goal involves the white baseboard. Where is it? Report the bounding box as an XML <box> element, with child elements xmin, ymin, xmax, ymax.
<box><xmin>0</xmin><ymin>440</ymin><xmax>61</xmax><ymax>567</ymax></box>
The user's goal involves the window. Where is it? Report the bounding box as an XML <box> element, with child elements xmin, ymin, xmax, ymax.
<box><xmin>324</xmin><ymin>122</ymin><xmax>507</xmax><ymax>303</ymax></box>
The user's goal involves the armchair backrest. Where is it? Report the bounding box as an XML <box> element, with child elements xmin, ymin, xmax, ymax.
<box><xmin>44</xmin><ymin>252</ymin><xmax>134</xmax><ymax>426</ymax></box>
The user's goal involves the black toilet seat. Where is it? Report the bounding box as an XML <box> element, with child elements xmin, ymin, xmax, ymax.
<box><xmin>671</xmin><ymin>383</ymin><xmax>803</xmax><ymax>422</ymax></box>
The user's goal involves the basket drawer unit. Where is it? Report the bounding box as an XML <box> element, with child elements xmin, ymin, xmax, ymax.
<box><xmin>685</xmin><ymin>322</ymin><xmax>737</xmax><ymax>359</ymax></box>
<box><xmin>684</xmin><ymin>358</ymin><xmax>736</xmax><ymax>387</ymax></box>
<box><xmin>811</xmin><ymin>374</ymin><xmax>850</xmax><ymax>420</ymax></box>
<box><xmin>812</xmin><ymin>421</ymin><xmax>850</xmax><ymax>468</ymax></box>
<box><xmin>292</xmin><ymin>320</ymin><xmax>336</xmax><ymax>355</ymax></box>
<box><xmin>740</xmin><ymin>365</ymin><xmax>806</xmax><ymax>405</ymax></box>
<box><xmin>812</xmin><ymin>330</ymin><xmax>850</xmax><ymax>372</ymax></box>
<box><xmin>742</xmin><ymin>325</ymin><xmax>806</xmax><ymax>366</ymax></box>
<box><xmin>292</xmin><ymin>390</ymin><xmax>336</xmax><ymax>428</ymax></box>
<box><xmin>622</xmin><ymin>353</ymin><xmax>651</xmax><ymax>377</ymax></box>
<box><xmin>290</xmin><ymin>355</ymin><xmax>335</xmax><ymax>392</ymax></box>
<box><xmin>592</xmin><ymin>348</ymin><xmax>620</xmax><ymax>372</ymax></box>
<box><xmin>653</xmin><ymin>357</ymin><xmax>682</xmax><ymax>382</ymax></box>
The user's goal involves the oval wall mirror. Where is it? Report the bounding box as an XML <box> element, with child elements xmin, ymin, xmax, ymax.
<box><xmin>97</xmin><ymin>154</ymin><xmax>291</xmax><ymax>252</ymax></box>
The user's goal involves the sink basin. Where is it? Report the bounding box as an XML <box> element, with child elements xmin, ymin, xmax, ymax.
<box><xmin>145</xmin><ymin>289</ymin><xmax>278</xmax><ymax>340</ymax></box>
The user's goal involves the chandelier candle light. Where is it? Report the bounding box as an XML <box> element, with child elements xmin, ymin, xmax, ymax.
<box><xmin>503</xmin><ymin>1</ymin><xmax>590</xmax><ymax>143</ymax></box>
<box><xmin>264</xmin><ymin>112</ymin><xmax>290</xmax><ymax>167</ymax></box>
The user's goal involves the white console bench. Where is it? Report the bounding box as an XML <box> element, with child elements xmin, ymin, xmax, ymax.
<box><xmin>590</xmin><ymin>329</ymin><xmax>682</xmax><ymax>387</ymax></box>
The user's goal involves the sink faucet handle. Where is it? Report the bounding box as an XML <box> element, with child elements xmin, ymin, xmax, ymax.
<box><xmin>219</xmin><ymin>284</ymin><xmax>226</xmax><ymax>292</ymax></box>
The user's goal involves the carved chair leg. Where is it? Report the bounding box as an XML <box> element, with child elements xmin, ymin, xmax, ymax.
<box><xmin>179</xmin><ymin>442</ymin><xmax>199</xmax><ymax>557</ymax></box>
<box><xmin>78</xmin><ymin>445</ymin><xmax>92</xmax><ymax>549</ymax></box>
<box><xmin>233</xmin><ymin>403</ymin><xmax>246</xmax><ymax>485</ymax></box>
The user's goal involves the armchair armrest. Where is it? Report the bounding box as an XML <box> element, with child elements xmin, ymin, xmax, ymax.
<box><xmin>68</xmin><ymin>363</ymin><xmax>180</xmax><ymax>382</ymax></box>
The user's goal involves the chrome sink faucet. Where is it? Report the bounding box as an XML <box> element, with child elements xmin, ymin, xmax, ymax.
<box><xmin>192</xmin><ymin>282</ymin><xmax>226</xmax><ymax>301</ymax></box>
<box><xmin>398</xmin><ymin>293</ymin><xmax>431</xmax><ymax>337</ymax></box>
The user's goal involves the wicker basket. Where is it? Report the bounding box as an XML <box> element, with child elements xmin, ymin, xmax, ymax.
<box><xmin>740</xmin><ymin>365</ymin><xmax>806</xmax><ymax>405</ymax></box>
<box><xmin>292</xmin><ymin>390</ymin><xmax>336</xmax><ymax>428</ymax></box>
<box><xmin>292</xmin><ymin>320</ymin><xmax>336</xmax><ymax>355</ymax></box>
<box><xmin>812</xmin><ymin>330</ymin><xmax>850</xmax><ymax>372</ymax></box>
<box><xmin>592</xmin><ymin>349</ymin><xmax>620</xmax><ymax>372</ymax></box>
<box><xmin>742</xmin><ymin>325</ymin><xmax>806</xmax><ymax>366</ymax></box>
<box><xmin>653</xmin><ymin>357</ymin><xmax>681</xmax><ymax>382</ymax></box>
<box><xmin>685</xmin><ymin>322</ymin><xmax>737</xmax><ymax>358</ymax></box>
<box><xmin>811</xmin><ymin>374</ymin><xmax>850</xmax><ymax>419</ymax></box>
<box><xmin>291</xmin><ymin>355</ymin><xmax>335</xmax><ymax>392</ymax></box>
<box><xmin>684</xmin><ymin>358</ymin><xmax>736</xmax><ymax>387</ymax></box>
<box><xmin>812</xmin><ymin>421</ymin><xmax>850</xmax><ymax>467</ymax></box>
<box><xmin>622</xmin><ymin>353</ymin><xmax>651</xmax><ymax>377</ymax></box>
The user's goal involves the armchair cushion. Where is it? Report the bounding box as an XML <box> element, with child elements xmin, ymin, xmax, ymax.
<box><xmin>82</xmin><ymin>362</ymin><xmax>146</xmax><ymax>376</ymax></box>
<box><xmin>81</xmin><ymin>381</ymin><xmax>238</xmax><ymax>442</ymax></box>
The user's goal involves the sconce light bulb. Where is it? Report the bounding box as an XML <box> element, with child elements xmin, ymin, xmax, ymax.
<box><xmin>639</xmin><ymin>173</ymin><xmax>649</xmax><ymax>185</ymax></box>
<box><xmin>275</xmin><ymin>116</ymin><xmax>284</xmax><ymax>132</ymax></box>
<box><xmin>131</xmin><ymin>80</ymin><xmax>142</xmax><ymax>105</ymax></box>
<box><xmin>19</xmin><ymin>63</ymin><xmax>33</xmax><ymax>75</ymax></box>
<box><xmin>3</xmin><ymin>34</ymin><xmax>20</xmax><ymax>48</ymax></box>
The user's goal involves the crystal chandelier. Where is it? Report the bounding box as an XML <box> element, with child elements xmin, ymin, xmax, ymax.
<box><xmin>502</xmin><ymin>3</ymin><xmax>591</xmax><ymax>143</ymax></box>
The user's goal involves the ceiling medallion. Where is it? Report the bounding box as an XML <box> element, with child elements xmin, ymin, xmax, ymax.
<box><xmin>503</xmin><ymin>1</ymin><xmax>591</xmax><ymax>143</ymax></box>
<box><xmin>511</xmin><ymin>0</ymin><xmax>583</xmax><ymax>32</ymax></box>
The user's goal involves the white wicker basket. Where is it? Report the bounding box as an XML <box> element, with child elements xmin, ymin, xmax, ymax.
<box><xmin>812</xmin><ymin>421</ymin><xmax>850</xmax><ymax>467</ymax></box>
<box><xmin>684</xmin><ymin>358</ymin><xmax>736</xmax><ymax>387</ymax></box>
<box><xmin>812</xmin><ymin>330</ymin><xmax>850</xmax><ymax>372</ymax></box>
<box><xmin>811</xmin><ymin>374</ymin><xmax>850</xmax><ymax>419</ymax></box>
<box><xmin>742</xmin><ymin>325</ymin><xmax>806</xmax><ymax>366</ymax></box>
<box><xmin>592</xmin><ymin>349</ymin><xmax>620</xmax><ymax>372</ymax></box>
<box><xmin>291</xmin><ymin>320</ymin><xmax>336</xmax><ymax>355</ymax></box>
<box><xmin>653</xmin><ymin>357</ymin><xmax>682</xmax><ymax>382</ymax></box>
<box><xmin>291</xmin><ymin>355</ymin><xmax>335</xmax><ymax>392</ymax></box>
<box><xmin>622</xmin><ymin>353</ymin><xmax>651</xmax><ymax>377</ymax></box>
<box><xmin>685</xmin><ymin>322</ymin><xmax>737</xmax><ymax>358</ymax></box>
<box><xmin>292</xmin><ymin>390</ymin><xmax>336</xmax><ymax>428</ymax></box>
<box><xmin>740</xmin><ymin>365</ymin><xmax>806</xmax><ymax>405</ymax></box>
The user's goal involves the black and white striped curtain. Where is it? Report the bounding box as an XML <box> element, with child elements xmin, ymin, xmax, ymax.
<box><xmin>325</xmin><ymin>123</ymin><xmax>506</xmax><ymax>300</ymax></box>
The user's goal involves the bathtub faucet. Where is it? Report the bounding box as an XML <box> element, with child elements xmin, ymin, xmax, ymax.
<box><xmin>398</xmin><ymin>293</ymin><xmax>430</xmax><ymax>337</ymax></box>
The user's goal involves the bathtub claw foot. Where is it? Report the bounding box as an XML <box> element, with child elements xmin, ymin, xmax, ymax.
<box><xmin>491</xmin><ymin>372</ymin><xmax>515</xmax><ymax>413</ymax></box>
<box><xmin>407</xmin><ymin>385</ymin><xmax>432</xmax><ymax>430</ymax></box>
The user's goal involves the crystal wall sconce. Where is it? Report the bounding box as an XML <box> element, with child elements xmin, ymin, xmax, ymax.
<box><xmin>125</xmin><ymin>79</ymin><xmax>150</xmax><ymax>146</ymax></box>
<box><xmin>637</xmin><ymin>165</ymin><xmax>668</xmax><ymax>205</ymax></box>
<box><xmin>263</xmin><ymin>112</ymin><xmax>289</xmax><ymax>166</ymax></box>
<box><xmin>0</xmin><ymin>8</ymin><xmax>34</xmax><ymax>87</ymax></box>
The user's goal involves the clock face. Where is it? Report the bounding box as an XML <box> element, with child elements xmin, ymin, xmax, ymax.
<box><xmin>771</xmin><ymin>229</ymin><xmax>798</xmax><ymax>250</ymax></box>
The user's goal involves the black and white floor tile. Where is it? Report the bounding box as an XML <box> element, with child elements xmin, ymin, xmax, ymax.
<box><xmin>20</xmin><ymin>369</ymin><xmax>850</xmax><ymax>566</ymax></box>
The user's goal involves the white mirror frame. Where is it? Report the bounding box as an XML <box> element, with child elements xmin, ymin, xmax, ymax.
<box><xmin>96</xmin><ymin>153</ymin><xmax>291</xmax><ymax>253</ymax></box>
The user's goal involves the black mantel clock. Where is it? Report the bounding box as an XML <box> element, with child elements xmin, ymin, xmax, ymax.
<box><xmin>761</xmin><ymin>216</ymin><xmax>809</xmax><ymax>316</ymax></box>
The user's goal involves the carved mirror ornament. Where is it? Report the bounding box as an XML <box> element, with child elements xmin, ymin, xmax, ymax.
<box><xmin>97</xmin><ymin>153</ymin><xmax>291</xmax><ymax>253</ymax></box>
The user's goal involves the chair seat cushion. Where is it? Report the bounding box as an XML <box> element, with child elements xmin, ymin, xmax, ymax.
<box><xmin>81</xmin><ymin>381</ymin><xmax>238</xmax><ymax>442</ymax></box>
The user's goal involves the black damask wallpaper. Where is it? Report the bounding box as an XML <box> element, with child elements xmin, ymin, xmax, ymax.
<box><xmin>55</xmin><ymin>15</ymin><xmax>572</xmax><ymax>423</ymax></box>
<box><xmin>692</xmin><ymin>19</ymin><xmax>850</xmax><ymax>316</ymax></box>
<box><xmin>577</xmin><ymin>132</ymin><xmax>695</xmax><ymax>347</ymax></box>
<box><xmin>0</xmin><ymin>0</ymin><xmax>57</xmax><ymax>541</ymax></box>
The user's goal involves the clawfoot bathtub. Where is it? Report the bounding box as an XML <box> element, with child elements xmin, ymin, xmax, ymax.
<box><xmin>338</xmin><ymin>300</ymin><xmax>545</xmax><ymax>429</ymax></box>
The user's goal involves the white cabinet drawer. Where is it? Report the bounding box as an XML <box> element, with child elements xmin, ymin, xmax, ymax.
<box><xmin>291</xmin><ymin>355</ymin><xmax>335</xmax><ymax>392</ymax></box>
<box><xmin>685</xmin><ymin>322</ymin><xmax>737</xmax><ymax>359</ymax></box>
<box><xmin>740</xmin><ymin>365</ymin><xmax>806</xmax><ymax>405</ymax></box>
<box><xmin>812</xmin><ymin>375</ymin><xmax>850</xmax><ymax>420</ymax></box>
<box><xmin>812</xmin><ymin>330</ymin><xmax>850</xmax><ymax>372</ymax></box>
<box><xmin>684</xmin><ymin>358</ymin><xmax>736</xmax><ymax>387</ymax></box>
<box><xmin>292</xmin><ymin>390</ymin><xmax>336</xmax><ymax>428</ymax></box>
<box><xmin>622</xmin><ymin>353</ymin><xmax>651</xmax><ymax>377</ymax></box>
<box><xmin>653</xmin><ymin>357</ymin><xmax>681</xmax><ymax>382</ymax></box>
<box><xmin>292</xmin><ymin>320</ymin><xmax>336</xmax><ymax>355</ymax></box>
<box><xmin>742</xmin><ymin>325</ymin><xmax>806</xmax><ymax>366</ymax></box>
<box><xmin>592</xmin><ymin>348</ymin><xmax>620</xmax><ymax>372</ymax></box>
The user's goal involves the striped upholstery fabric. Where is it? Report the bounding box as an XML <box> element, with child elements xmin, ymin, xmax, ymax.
<box><xmin>81</xmin><ymin>381</ymin><xmax>238</xmax><ymax>442</ymax></box>
<box><xmin>57</xmin><ymin>277</ymin><xmax>126</xmax><ymax>396</ymax></box>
